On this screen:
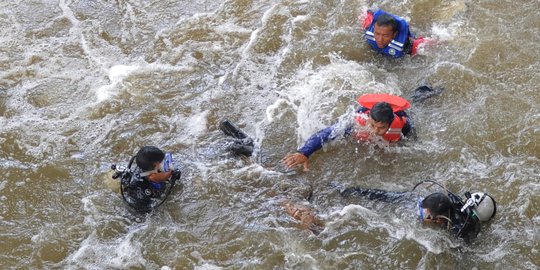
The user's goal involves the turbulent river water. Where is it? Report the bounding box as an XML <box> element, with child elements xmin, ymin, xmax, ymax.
<box><xmin>1</xmin><ymin>0</ymin><xmax>539</xmax><ymax>269</ymax></box>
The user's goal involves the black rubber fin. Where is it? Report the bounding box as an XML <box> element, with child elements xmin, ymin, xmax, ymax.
<box><xmin>220</xmin><ymin>119</ymin><xmax>254</xmax><ymax>156</ymax></box>
<box><xmin>219</xmin><ymin>119</ymin><xmax>248</xmax><ymax>139</ymax></box>
<box><xmin>410</xmin><ymin>85</ymin><xmax>443</xmax><ymax>103</ymax></box>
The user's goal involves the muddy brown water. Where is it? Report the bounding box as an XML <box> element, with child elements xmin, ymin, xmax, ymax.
<box><xmin>0</xmin><ymin>0</ymin><xmax>538</xmax><ymax>269</ymax></box>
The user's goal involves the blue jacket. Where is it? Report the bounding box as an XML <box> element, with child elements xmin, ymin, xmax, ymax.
<box><xmin>364</xmin><ymin>10</ymin><xmax>414</xmax><ymax>58</ymax></box>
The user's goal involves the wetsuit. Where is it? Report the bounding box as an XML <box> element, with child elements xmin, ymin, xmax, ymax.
<box><xmin>446</xmin><ymin>194</ymin><xmax>481</xmax><ymax>242</ymax></box>
<box><xmin>297</xmin><ymin>108</ymin><xmax>413</xmax><ymax>158</ymax></box>
<box><xmin>123</xmin><ymin>169</ymin><xmax>177</xmax><ymax>212</ymax></box>
<box><xmin>341</xmin><ymin>187</ymin><xmax>481</xmax><ymax>242</ymax></box>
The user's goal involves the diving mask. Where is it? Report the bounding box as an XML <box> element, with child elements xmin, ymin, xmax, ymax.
<box><xmin>159</xmin><ymin>153</ymin><xmax>174</xmax><ymax>172</ymax></box>
<box><xmin>418</xmin><ymin>199</ymin><xmax>432</xmax><ymax>221</ymax></box>
<box><xmin>418</xmin><ymin>199</ymin><xmax>424</xmax><ymax>221</ymax></box>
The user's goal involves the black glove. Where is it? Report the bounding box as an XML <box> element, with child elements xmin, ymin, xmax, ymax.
<box><xmin>170</xmin><ymin>169</ymin><xmax>181</xmax><ymax>184</ymax></box>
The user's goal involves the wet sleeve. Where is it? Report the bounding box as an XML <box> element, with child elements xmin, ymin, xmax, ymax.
<box><xmin>297</xmin><ymin>123</ymin><xmax>353</xmax><ymax>158</ymax></box>
<box><xmin>341</xmin><ymin>187</ymin><xmax>414</xmax><ymax>204</ymax></box>
<box><xmin>401</xmin><ymin>117</ymin><xmax>413</xmax><ymax>138</ymax></box>
<box><xmin>404</xmin><ymin>37</ymin><xmax>414</xmax><ymax>55</ymax></box>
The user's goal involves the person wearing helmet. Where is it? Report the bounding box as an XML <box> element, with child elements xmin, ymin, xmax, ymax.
<box><xmin>341</xmin><ymin>181</ymin><xmax>497</xmax><ymax>242</ymax></box>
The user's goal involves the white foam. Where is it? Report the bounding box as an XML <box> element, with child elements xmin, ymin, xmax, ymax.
<box><xmin>93</xmin><ymin>62</ymin><xmax>195</xmax><ymax>102</ymax></box>
<box><xmin>95</xmin><ymin>65</ymin><xmax>140</xmax><ymax>102</ymax></box>
<box><xmin>64</xmin><ymin>226</ymin><xmax>149</xmax><ymax>269</ymax></box>
<box><xmin>292</xmin><ymin>15</ymin><xmax>309</xmax><ymax>23</ymax></box>
<box><xmin>265</xmin><ymin>98</ymin><xmax>291</xmax><ymax>123</ymax></box>
<box><xmin>431</xmin><ymin>22</ymin><xmax>462</xmax><ymax>42</ymax></box>
<box><xmin>236</xmin><ymin>3</ymin><xmax>280</xmax><ymax>60</ymax></box>
<box><xmin>475</xmin><ymin>244</ymin><xmax>508</xmax><ymax>263</ymax></box>
<box><xmin>215</xmin><ymin>22</ymin><xmax>252</xmax><ymax>35</ymax></box>
<box><xmin>271</xmin><ymin>54</ymin><xmax>401</xmax><ymax>142</ymax></box>
<box><xmin>194</xmin><ymin>263</ymin><xmax>223</xmax><ymax>270</ymax></box>
<box><xmin>183</xmin><ymin>109</ymin><xmax>209</xmax><ymax>140</ymax></box>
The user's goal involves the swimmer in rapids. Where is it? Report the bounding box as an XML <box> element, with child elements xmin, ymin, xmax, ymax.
<box><xmin>340</xmin><ymin>180</ymin><xmax>497</xmax><ymax>242</ymax></box>
<box><xmin>282</xmin><ymin>92</ymin><xmax>415</xmax><ymax>171</ymax></box>
<box><xmin>361</xmin><ymin>9</ymin><xmax>434</xmax><ymax>58</ymax></box>
<box><xmin>220</xmin><ymin>88</ymin><xmax>441</xmax><ymax>234</ymax></box>
<box><xmin>111</xmin><ymin>146</ymin><xmax>181</xmax><ymax>213</ymax></box>
<box><xmin>282</xmin><ymin>86</ymin><xmax>441</xmax><ymax>171</ymax></box>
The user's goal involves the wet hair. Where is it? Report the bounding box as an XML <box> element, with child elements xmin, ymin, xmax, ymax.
<box><xmin>370</xmin><ymin>102</ymin><xmax>395</xmax><ymax>124</ymax></box>
<box><xmin>135</xmin><ymin>146</ymin><xmax>165</xmax><ymax>171</ymax></box>
<box><xmin>375</xmin><ymin>14</ymin><xmax>399</xmax><ymax>33</ymax></box>
<box><xmin>420</xmin><ymin>192</ymin><xmax>452</xmax><ymax>216</ymax></box>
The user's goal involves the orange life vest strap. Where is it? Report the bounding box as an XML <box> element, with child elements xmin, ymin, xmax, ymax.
<box><xmin>354</xmin><ymin>110</ymin><xmax>406</xmax><ymax>142</ymax></box>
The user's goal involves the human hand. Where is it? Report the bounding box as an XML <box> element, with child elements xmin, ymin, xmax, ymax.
<box><xmin>149</xmin><ymin>170</ymin><xmax>172</xmax><ymax>183</ymax></box>
<box><xmin>282</xmin><ymin>200</ymin><xmax>324</xmax><ymax>234</ymax></box>
<box><xmin>282</xmin><ymin>152</ymin><xmax>309</xmax><ymax>171</ymax></box>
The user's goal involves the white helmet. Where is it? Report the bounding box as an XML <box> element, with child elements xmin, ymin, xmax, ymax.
<box><xmin>470</xmin><ymin>192</ymin><xmax>497</xmax><ymax>222</ymax></box>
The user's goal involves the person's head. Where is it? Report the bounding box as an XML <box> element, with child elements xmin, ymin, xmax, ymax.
<box><xmin>420</xmin><ymin>192</ymin><xmax>452</xmax><ymax>220</ymax></box>
<box><xmin>373</xmin><ymin>14</ymin><xmax>399</xmax><ymax>48</ymax></box>
<box><xmin>368</xmin><ymin>102</ymin><xmax>394</xmax><ymax>136</ymax></box>
<box><xmin>135</xmin><ymin>146</ymin><xmax>165</xmax><ymax>171</ymax></box>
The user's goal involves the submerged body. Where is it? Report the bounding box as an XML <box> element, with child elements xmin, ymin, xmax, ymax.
<box><xmin>342</xmin><ymin>181</ymin><xmax>497</xmax><ymax>242</ymax></box>
<box><xmin>283</xmin><ymin>93</ymin><xmax>415</xmax><ymax>170</ymax></box>
<box><xmin>112</xmin><ymin>147</ymin><xmax>181</xmax><ymax>213</ymax></box>
<box><xmin>362</xmin><ymin>9</ymin><xmax>431</xmax><ymax>58</ymax></box>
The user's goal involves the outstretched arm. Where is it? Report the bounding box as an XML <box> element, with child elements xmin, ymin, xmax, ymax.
<box><xmin>401</xmin><ymin>117</ymin><xmax>416</xmax><ymax>140</ymax></box>
<box><xmin>283</xmin><ymin>122</ymin><xmax>353</xmax><ymax>170</ymax></box>
<box><xmin>341</xmin><ymin>187</ymin><xmax>411</xmax><ymax>203</ymax></box>
<box><xmin>297</xmin><ymin>126</ymin><xmax>337</xmax><ymax>158</ymax></box>
<box><xmin>148</xmin><ymin>171</ymin><xmax>172</xmax><ymax>183</ymax></box>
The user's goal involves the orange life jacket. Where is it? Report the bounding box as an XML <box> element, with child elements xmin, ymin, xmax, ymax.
<box><xmin>354</xmin><ymin>94</ymin><xmax>410</xmax><ymax>142</ymax></box>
